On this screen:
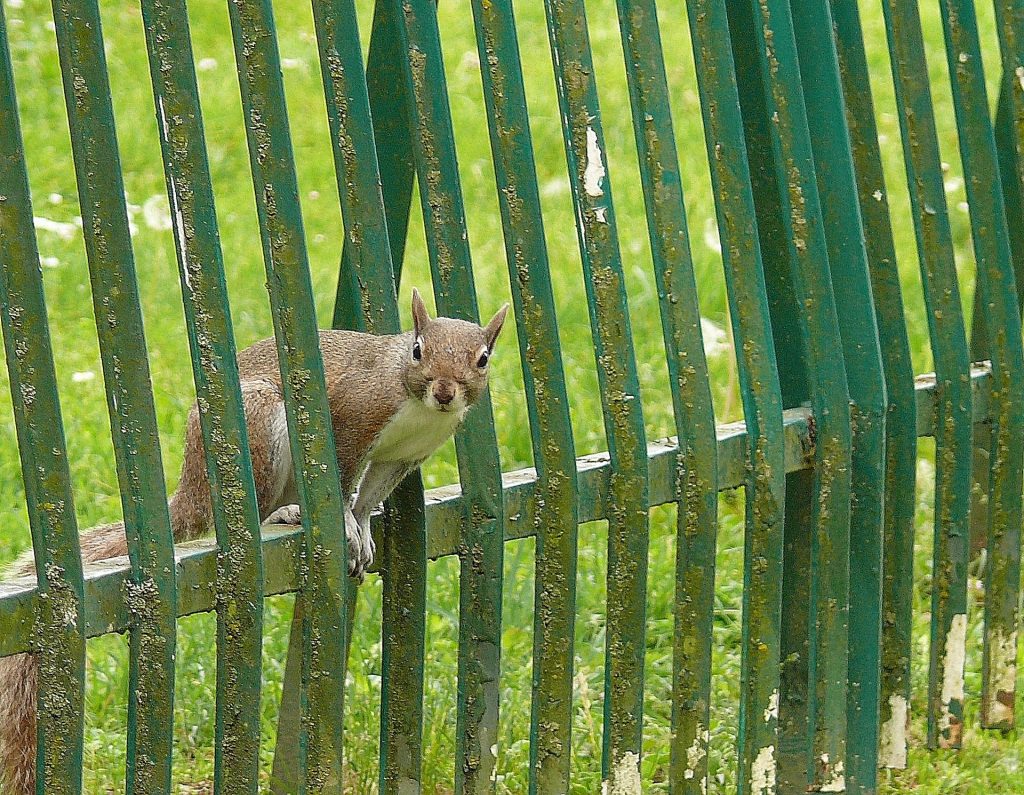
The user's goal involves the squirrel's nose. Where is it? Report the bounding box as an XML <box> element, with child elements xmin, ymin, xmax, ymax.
<box><xmin>434</xmin><ymin>382</ymin><xmax>455</xmax><ymax>405</ymax></box>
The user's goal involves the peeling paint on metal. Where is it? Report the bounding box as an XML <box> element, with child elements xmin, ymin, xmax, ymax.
<box><xmin>986</xmin><ymin>627</ymin><xmax>1017</xmax><ymax>725</ymax></box>
<box><xmin>584</xmin><ymin>126</ymin><xmax>605</xmax><ymax>197</ymax></box>
<box><xmin>602</xmin><ymin>751</ymin><xmax>641</xmax><ymax>794</ymax></box>
<box><xmin>941</xmin><ymin>613</ymin><xmax>967</xmax><ymax>711</ymax></box>
<box><xmin>819</xmin><ymin>756</ymin><xmax>845</xmax><ymax>792</ymax></box>
<box><xmin>763</xmin><ymin>688</ymin><xmax>778</xmax><ymax>723</ymax></box>
<box><xmin>750</xmin><ymin>745</ymin><xmax>775</xmax><ymax>795</ymax></box>
<box><xmin>684</xmin><ymin>727</ymin><xmax>706</xmax><ymax>779</ymax></box>
<box><xmin>878</xmin><ymin>693</ymin><xmax>908</xmax><ymax>768</ymax></box>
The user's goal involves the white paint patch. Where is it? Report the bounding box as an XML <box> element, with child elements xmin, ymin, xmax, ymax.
<box><xmin>873</xmin><ymin>189</ymin><xmax>884</xmax><ymax>201</ymax></box>
<box><xmin>878</xmin><ymin>693</ymin><xmax>908</xmax><ymax>769</ymax></box>
<box><xmin>684</xmin><ymin>728</ymin><xmax>706</xmax><ymax>779</ymax></box>
<box><xmin>601</xmin><ymin>752</ymin><xmax>641</xmax><ymax>795</ymax></box>
<box><xmin>819</xmin><ymin>758</ymin><xmax>845</xmax><ymax>793</ymax></box>
<box><xmin>764</xmin><ymin>689</ymin><xmax>779</xmax><ymax>723</ymax></box>
<box><xmin>369</xmin><ymin>397</ymin><xmax>465</xmax><ymax>464</ymax></box>
<box><xmin>986</xmin><ymin>627</ymin><xmax>1017</xmax><ymax>725</ymax></box>
<box><xmin>154</xmin><ymin>96</ymin><xmax>190</xmax><ymax>272</ymax></box>
<box><xmin>1017</xmin><ymin>66</ymin><xmax>1024</xmax><ymax>92</ymax></box>
<box><xmin>940</xmin><ymin>613</ymin><xmax>968</xmax><ymax>727</ymax></box>
<box><xmin>750</xmin><ymin>745</ymin><xmax>775</xmax><ymax>795</ymax></box>
<box><xmin>594</xmin><ymin>206</ymin><xmax>608</xmax><ymax>223</ymax></box>
<box><xmin>584</xmin><ymin>127</ymin><xmax>606</xmax><ymax>198</ymax></box>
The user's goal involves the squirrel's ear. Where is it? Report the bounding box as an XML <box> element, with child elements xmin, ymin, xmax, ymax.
<box><xmin>484</xmin><ymin>303</ymin><xmax>510</xmax><ymax>352</ymax></box>
<box><xmin>411</xmin><ymin>287</ymin><xmax>431</xmax><ymax>336</ymax></box>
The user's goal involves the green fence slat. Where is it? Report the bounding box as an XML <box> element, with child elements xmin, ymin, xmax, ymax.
<box><xmin>348</xmin><ymin>0</ymin><xmax>417</xmax><ymax>295</ymax></box>
<box><xmin>225</xmin><ymin>0</ymin><xmax>352</xmax><ymax>788</ymax></box>
<box><xmin>613</xmin><ymin>2</ymin><xmax>719</xmax><ymax>792</ymax></box>
<box><xmin>990</xmin><ymin>8</ymin><xmax>1024</xmax><ymax>739</ymax></box>
<box><xmin>270</xmin><ymin>590</ymin><xmax>357</xmax><ymax>795</ymax></box>
<box><xmin>466</xmin><ymin>1</ymin><xmax>580</xmax><ymax>791</ymax></box>
<box><xmin>969</xmin><ymin>0</ymin><xmax>1024</xmax><ymax>574</ymax></box>
<box><xmin>994</xmin><ymin>1</ymin><xmax>1024</xmax><ymax>303</ymax></box>
<box><xmin>728</xmin><ymin>0</ymin><xmax>854</xmax><ymax>789</ymax></box>
<box><xmin>881</xmin><ymin>0</ymin><xmax>973</xmax><ymax>750</ymax></box>
<box><xmin>937</xmin><ymin>0</ymin><xmax>1024</xmax><ymax>732</ymax></box>
<box><xmin>49</xmin><ymin>0</ymin><xmax>179</xmax><ymax>790</ymax></box>
<box><xmin>728</xmin><ymin>13</ymin><xmax>815</xmax><ymax>789</ymax></box>
<box><xmin>791</xmin><ymin>4</ymin><xmax>889</xmax><ymax>791</ymax></box>
<box><xmin>139</xmin><ymin>3</ymin><xmax>266</xmax><ymax>792</ymax></box>
<box><xmin>269</xmin><ymin>599</ymin><xmax>305</xmax><ymax>794</ymax></box>
<box><xmin>995</xmin><ymin>82</ymin><xmax>1024</xmax><ymax>301</ymax></box>
<box><xmin>995</xmin><ymin>0</ymin><xmax>1024</xmax><ymax>156</ymax></box>
<box><xmin>387</xmin><ymin>1</ymin><xmax>507</xmax><ymax>789</ymax></box>
<box><xmin>684</xmin><ymin>3</ymin><xmax>787</xmax><ymax>791</ymax></box>
<box><xmin>308</xmin><ymin>1</ymin><xmax>429</xmax><ymax>789</ymax></box>
<box><xmin>541</xmin><ymin>1</ymin><xmax>651</xmax><ymax>788</ymax></box>
<box><xmin>331</xmin><ymin>4</ymin><xmax>428</xmax><ymax>783</ymax></box>
<box><xmin>0</xmin><ymin>9</ymin><xmax>86</xmax><ymax>793</ymax></box>
<box><xmin>375</xmin><ymin>476</ymin><xmax>427</xmax><ymax>793</ymax></box>
<box><xmin>311</xmin><ymin>0</ymin><xmax>402</xmax><ymax>334</ymax></box>
<box><xmin>832</xmin><ymin>0</ymin><xmax>919</xmax><ymax>773</ymax></box>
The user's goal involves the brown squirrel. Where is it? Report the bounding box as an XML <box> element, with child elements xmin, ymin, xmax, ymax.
<box><xmin>0</xmin><ymin>288</ymin><xmax>508</xmax><ymax>794</ymax></box>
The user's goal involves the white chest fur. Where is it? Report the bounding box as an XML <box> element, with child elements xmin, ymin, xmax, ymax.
<box><xmin>369</xmin><ymin>398</ymin><xmax>465</xmax><ymax>464</ymax></box>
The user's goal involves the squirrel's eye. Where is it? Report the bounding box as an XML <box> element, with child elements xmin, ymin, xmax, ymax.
<box><xmin>477</xmin><ymin>351</ymin><xmax>489</xmax><ymax>368</ymax></box>
<box><xmin>412</xmin><ymin>340</ymin><xmax>422</xmax><ymax>361</ymax></box>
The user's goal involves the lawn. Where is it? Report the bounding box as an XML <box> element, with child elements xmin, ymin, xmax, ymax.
<box><xmin>1</xmin><ymin>0</ymin><xmax>1023</xmax><ymax>791</ymax></box>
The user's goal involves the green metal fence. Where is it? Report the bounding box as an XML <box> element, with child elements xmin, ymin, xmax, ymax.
<box><xmin>0</xmin><ymin>0</ymin><xmax>1021</xmax><ymax>793</ymax></box>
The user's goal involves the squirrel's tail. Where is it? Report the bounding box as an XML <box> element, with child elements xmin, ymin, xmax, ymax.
<box><xmin>0</xmin><ymin>653</ymin><xmax>36</xmax><ymax>795</ymax></box>
<box><xmin>0</xmin><ymin>519</ymin><xmax>129</xmax><ymax>795</ymax></box>
<box><xmin>1</xmin><ymin>403</ymin><xmax>226</xmax><ymax>791</ymax></box>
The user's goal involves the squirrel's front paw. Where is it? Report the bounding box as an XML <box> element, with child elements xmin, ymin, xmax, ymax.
<box><xmin>344</xmin><ymin>507</ymin><xmax>373</xmax><ymax>581</ymax></box>
<box><xmin>264</xmin><ymin>504</ymin><xmax>302</xmax><ymax>525</ymax></box>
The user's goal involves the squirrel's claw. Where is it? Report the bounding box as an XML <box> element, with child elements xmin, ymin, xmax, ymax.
<box><xmin>344</xmin><ymin>507</ymin><xmax>373</xmax><ymax>582</ymax></box>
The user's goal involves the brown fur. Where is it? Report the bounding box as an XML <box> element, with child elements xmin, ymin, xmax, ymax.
<box><xmin>0</xmin><ymin>289</ymin><xmax>508</xmax><ymax>794</ymax></box>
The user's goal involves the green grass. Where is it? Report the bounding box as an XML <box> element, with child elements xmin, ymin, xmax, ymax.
<box><xmin>0</xmin><ymin>0</ymin><xmax>1022</xmax><ymax>791</ymax></box>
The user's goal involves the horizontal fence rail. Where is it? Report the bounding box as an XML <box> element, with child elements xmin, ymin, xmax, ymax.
<box><xmin>1</xmin><ymin>0</ymin><xmax>1023</xmax><ymax>792</ymax></box>
<box><xmin>0</xmin><ymin>365</ymin><xmax>998</xmax><ymax>659</ymax></box>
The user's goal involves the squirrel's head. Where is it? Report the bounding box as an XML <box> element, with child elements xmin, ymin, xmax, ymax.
<box><xmin>403</xmin><ymin>287</ymin><xmax>509</xmax><ymax>414</ymax></box>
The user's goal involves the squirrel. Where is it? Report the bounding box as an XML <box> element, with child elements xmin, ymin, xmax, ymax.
<box><xmin>0</xmin><ymin>287</ymin><xmax>508</xmax><ymax>795</ymax></box>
